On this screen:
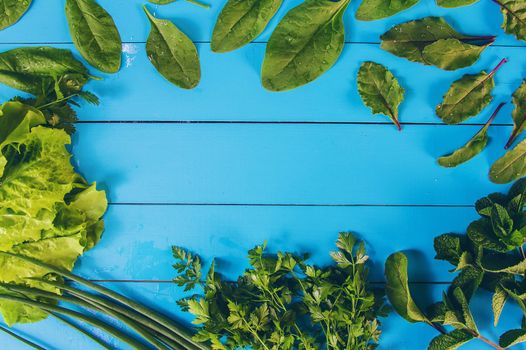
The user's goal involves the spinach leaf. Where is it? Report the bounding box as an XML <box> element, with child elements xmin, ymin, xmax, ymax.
<box><xmin>211</xmin><ymin>0</ymin><xmax>283</xmax><ymax>53</ymax></box>
<box><xmin>490</xmin><ymin>138</ymin><xmax>526</xmax><ymax>184</ymax></box>
<box><xmin>357</xmin><ymin>61</ymin><xmax>405</xmax><ymax>130</ymax></box>
<box><xmin>506</xmin><ymin>79</ymin><xmax>526</xmax><ymax>149</ymax></box>
<box><xmin>0</xmin><ymin>0</ymin><xmax>31</xmax><ymax>30</ymax></box>
<box><xmin>65</xmin><ymin>0</ymin><xmax>122</xmax><ymax>73</ymax></box>
<box><xmin>436</xmin><ymin>59</ymin><xmax>507</xmax><ymax>124</ymax></box>
<box><xmin>380</xmin><ymin>17</ymin><xmax>494</xmax><ymax>71</ymax></box>
<box><xmin>356</xmin><ymin>0</ymin><xmax>419</xmax><ymax>21</ymax></box>
<box><xmin>144</xmin><ymin>6</ymin><xmax>201</xmax><ymax>90</ymax></box>
<box><xmin>261</xmin><ymin>0</ymin><xmax>351</xmax><ymax>92</ymax></box>
<box><xmin>438</xmin><ymin>103</ymin><xmax>504</xmax><ymax>167</ymax></box>
<box><xmin>437</xmin><ymin>0</ymin><xmax>479</xmax><ymax>8</ymax></box>
<box><xmin>493</xmin><ymin>0</ymin><xmax>526</xmax><ymax>42</ymax></box>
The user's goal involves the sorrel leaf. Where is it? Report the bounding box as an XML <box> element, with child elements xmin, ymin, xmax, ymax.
<box><xmin>357</xmin><ymin>61</ymin><xmax>405</xmax><ymax>130</ymax></box>
<box><xmin>65</xmin><ymin>0</ymin><xmax>122</xmax><ymax>73</ymax></box>
<box><xmin>356</xmin><ymin>0</ymin><xmax>419</xmax><ymax>21</ymax></box>
<box><xmin>436</xmin><ymin>59</ymin><xmax>507</xmax><ymax>124</ymax></box>
<box><xmin>493</xmin><ymin>0</ymin><xmax>526</xmax><ymax>42</ymax></box>
<box><xmin>261</xmin><ymin>0</ymin><xmax>351</xmax><ymax>92</ymax></box>
<box><xmin>144</xmin><ymin>6</ymin><xmax>201</xmax><ymax>89</ymax></box>
<box><xmin>211</xmin><ymin>0</ymin><xmax>284</xmax><ymax>53</ymax></box>
<box><xmin>490</xmin><ymin>137</ymin><xmax>526</xmax><ymax>184</ymax></box>
<box><xmin>438</xmin><ymin>103</ymin><xmax>504</xmax><ymax>167</ymax></box>
<box><xmin>436</xmin><ymin>0</ymin><xmax>479</xmax><ymax>8</ymax></box>
<box><xmin>506</xmin><ymin>78</ymin><xmax>526</xmax><ymax>149</ymax></box>
<box><xmin>0</xmin><ymin>0</ymin><xmax>31</xmax><ymax>30</ymax></box>
<box><xmin>380</xmin><ymin>17</ymin><xmax>494</xmax><ymax>71</ymax></box>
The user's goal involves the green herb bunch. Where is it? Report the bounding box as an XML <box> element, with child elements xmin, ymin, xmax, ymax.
<box><xmin>386</xmin><ymin>178</ymin><xmax>526</xmax><ymax>349</ymax></box>
<box><xmin>174</xmin><ymin>233</ymin><xmax>388</xmax><ymax>350</ymax></box>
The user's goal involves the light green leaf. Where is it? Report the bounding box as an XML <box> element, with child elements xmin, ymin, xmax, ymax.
<box><xmin>495</xmin><ymin>0</ymin><xmax>526</xmax><ymax>42</ymax></box>
<box><xmin>428</xmin><ymin>329</ymin><xmax>474</xmax><ymax>350</ymax></box>
<box><xmin>493</xmin><ymin>285</ymin><xmax>508</xmax><ymax>326</ymax></box>
<box><xmin>0</xmin><ymin>0</ymin><xmax>31</xmax><ymax>30</ymax></box>
<box><xmin>452</xmin><ymin>287</ymin><xmax>477</xmax><ymax>332</ymax></box>
<box><xmin>356</xmin><ymin>0</ymin><xmax>419</xmax><ymax>21</ymax></box>
<box><xmin>261</xmin><ymin>0</ymin><xmax>351</xmax><ymax>92</ymax></box>
<box><xmin>490</xmin><ymin>137</ymin><xmax>526</xmax><ymax>184</ymax></box>
<box><xmin>436</xmin><ymin>0</ymin><xmax>479</xmax><ymax>8</ymax></box>
<box><xmin>385</xmin><ymin>252</ymin><xmax>428</xmax><ymax>323</ymax></box>
<box><xmin>506</xmin><ymin>79</ymin><xmax>526</xmax><ymax>148</ymax></box>
<box><xmin>211</xmin><ymin>0</ymin><xmax>284</xmax><ymax>53</ymax></box>
<box><xmin>500</xmin><ymin>329</ymin><xmax>526</xmax><ymax>348</ymax></box>
<box><xmin>144</xmin><ymin>6</ymin><xmax>200</xmax><ymax>89</ymax></box>
<box><xmin>357</xmin><ymin>61</ymin><xmax>405</xmax><ymax>130</ymax></box>
<box><xmin>381</xmin><ymin>17</ymin><xmax>493</xmax><ymax>71</ymax></box>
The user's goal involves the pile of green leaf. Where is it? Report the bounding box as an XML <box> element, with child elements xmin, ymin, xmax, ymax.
<box><xmin>174</xmin><ymin>233</ymin><xmax>388</xmax><ymax>350</ymax></box>
<box><xmin>0</xmin><ymin>100</ymin><xmax>107</xmax><ymax>326</ymax></box>
<box><xmin>385</xmin><ymin>178</ymin><xmax>526</xmax><ymax>349</ymax></box>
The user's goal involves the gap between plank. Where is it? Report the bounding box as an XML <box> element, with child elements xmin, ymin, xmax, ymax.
<box><xmin>108</xmin><ymin>203</ymin><xmax>475</xmax><ymax>208</ymax></box>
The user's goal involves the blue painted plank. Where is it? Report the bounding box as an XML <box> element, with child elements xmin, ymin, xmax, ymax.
<box><xmin>73</xmin><ymin>123</ymin><xmax>514</xmax><ymax>205</ymax></box>
<box><xmin>0</xmin><ymin>43</ymin><xmax>523</xmax><ymax>122</ymax></box>
<box><xmin>0</xmin><ymin>0</ymin><xmax>522</xmax><ymax>47</ymax></box>
<box><xmin>2</xmin><ymin>283</ymin><xmax>524</xmax><ymax>349</ymax></box>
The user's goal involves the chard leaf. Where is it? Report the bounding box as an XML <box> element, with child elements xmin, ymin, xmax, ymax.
<box><xmin>436</xmin><ymin>59</ymin><xmax>507</xmax><ymax>124</ymax></box>
<box><xmin>490</xmin><ymin>137</ymin><xmax>526</xmax><ymax>184</ymax></box>
<box><xmin>494</xmin><ymin>0</ymin><xmax>526</xmax><ymax>42</ymax></box>
<box><xmin>211</xmin><ymin>0</ymin><xmax>284</xmax><ymax>53</ymax></box>
<box><xmin>357</xmin><ymin>62</ymin><xmax>405</xmax><ymax>130</ymax></box>
<box><xmin>385</xmin><ymin>252</ymin><xmax>428</xmax><ymax>323</ymax></box>
<box><xmin>356</xmin><ymin>0</ymin><xmax>419</xmax><ymax>21</ymax></box>
<box><xmin>380</xmin><ymin>17</ymin><xmax>494</xmax><ymax>71</ymax></box>
<box><xmin>492</xmin><ymin>284</ymin><xmax>508</xmax><ymax>326</ymax></box>
<box><xmin>144</xmin><ymin>6</ymin><xmax>200</xmax><ymax>89</ymax></box>
<box><xmin>437</xmin><ymin>0</ymin><xmax>479</xmax><ymax>8</ymax></box>
<box><xmin>0</xmin><ymin>0</ymin><xmax>31</xmax><ymax>30</ymax></box>
<box><xmin>438</xmin><ymin>103</ymin><xmax>503</xmax><ymax>167</ymax></box>
<box><xmin>505</xmin><ymin>79</ymin><xmax>526</xmax><ymax>149</ymax></box>
<box><xmin>500</xmin><ymin>329</ymin><xmax>526</xmax><ymax>348</ymax></box>
<box><xmin>261</xmin><ymin>0</ymin><xmax>351</xmax><ymax>92</ymax></box>
<box><xmin>65</xmin><ymin>0</ymin><xmax>122</xmax><ymax>73</ymax></box>
<box><xmin>428</xmin><ymin>329</ymin><xmax>474</xmax><ymax>350</ymax></box>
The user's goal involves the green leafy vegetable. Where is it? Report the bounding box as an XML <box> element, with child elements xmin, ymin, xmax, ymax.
<box><xmin>261</xmin><ymin>0</ymin><xmax>351</xmax><ymax>92</ymax></box>
<box><xmin>0</xmin><ymin>0</ymin><xmax>31</xmax><ymax>30</ymax></box>
<box><xmin>490</xmin><ymin>137</ymin><xmax>526</xmax><ymax>184</ymax></box>
<box><xmin>438</xmin><ymin>102</ymin><xmax>504</xmax><ymax>167</ymax></box>
<box><xmin>211</xmin><ymin>0</ymin><xmax>283</xmax><ymax>53</ymax></box>
<box><xmin>428</xmin><ymin>329</ymin><xmax>474</xmax><ymax>350</ymax></box>
<box><xmin>0</xmin><ymin>101</ymin><xmax>107</xmax><ymax>325</ymax></box>
<box><xmin>506</xmin><ymin>78</ymin><xmax>526</xmax><ymax>149</ymax></box>
<box><xmin>380</xmin><ymin>17</ymin><xmax>494</xmax><ymax>71</ymax></box>
<box><xmin>436</xmin><ymin>58</ymin><xmax>507</xmax><ymax>124</ymax></box>
<box><xmin>500</xmin><ymin>329</ymin><xmax>526</xmax><ymax>348</ymax></box>
<box><xmin>144</xmin><ymin>6</ymin><xmax>201</xmax><ymax>89</ymax></box>
<box><xmin>148</xmin><ymin>0</ymin><xmax>210</xmax><ymax>8</ymax></box>
<box><xmin>357</xmin><ymin>61</ymin><xmax>405</xmax><ymax>130</ymax></box>
<box><xmin>437</xmin><ymin>0</ymin><xmax>479</xmax><ymax>8</ymax></box>
<box><xmin>493</xmin><ymin>0</ymin><xmax>526</xmax><ymax>42</ymax></box>
<box><xmin>65</xmin><ymin>0</ymin><xmax>122</xmax><ymax>73</ymax></box>
<box><xmin>176</xmin><ymin>233</ymin><xmax>388</xmax><ymax>349</ymax></box>
<box><xmin>356</xmin><ymin>0</ymin><xmax>419</xmax><ymax>21</ymax></box>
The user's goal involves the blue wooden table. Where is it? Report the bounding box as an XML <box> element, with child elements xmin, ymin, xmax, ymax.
<box><xmin>1</xmin><ymin>0</ymin><xmax>526</xmax><ymax>348</ymax></box>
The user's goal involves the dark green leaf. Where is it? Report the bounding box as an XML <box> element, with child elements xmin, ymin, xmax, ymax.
<box><xmin>144</xmin><ymin>6</ymin><xmax>200</xmax><ymax>89</ymax></box>
<box><xmin>380</xmin><ymin>17</ymin><xmax>493</xmax><ymax>71</ymax></box>
<box><xmin>0</xmin><ymin>0</ymin><xmax>31</xmax><ymax>30</ymax></box>
<box><xmin>491</xmin><ymin>203</ymin><xmax>514</xmax><ymax>239</ymax></box>
<box><xmin>434</xmin><ymin>234</ymin><xmax>466</xmax><ymax>266</ymax></box>
<box><xmin>65</xmin><ymin>0</ymin><xmax>121</xmax><ymax>73</ymax></box>
<box><xmin>481</xmin><ymin>252</ymin><xmax>526</xmax><ymax>274</ymax></box>
<box><xmin>436</xmin><ymin>59</ymin><xmax>507</xmax><ymax>124</ymax></box>
<box><xmin>476</xmin><ymin>192</ymin><xmax>509</xmax><ymax>217</ymax></box>
<box><xmin>356</xmin><ymin>0</ymin><xmax>418</xmax><ymax>21</ymax></box>
<box><xmin>451</xmin><ymin>287</ymin><xmax>477</xmax><ymax>331</ymax></box>
<box><xmin>428</xmin><ymin>329</ymin><xmax>474</xmax><ymax>350</ymax></box>
<box><xmin>437</xmin><ymin>0</ymin><xmax>479</xmax><ymax>8</ymax></box>
<box><xmin>450</xmin><ymin>266</ymin><xmax>483</xmax><ymax>301</ymax></box>
<box><xmin>261</xmin><ymin>0</ymin><xmax>351</xmax><ymax>92</ymax></box>
<box><xmin>468</xmin><ymin>218</ymin><xmax>512</xmax><ymax>252</ymax></box>
<box><xmin>506</xmin><ymin>79</ymin><xmax>526</xmax><ymax>149</ymax></box>
<box><xmin>211</xmin><ymin>0</ymin><xmax>283</xmax><ymax>53</ymax></box>
<box><xmin>492</xmin><ymin>284</ymin><xmax>508</xmax><ymax>326</ymax></box>
<box><xmin>357</xmin><ymin>61</ymin><xmax>405</xmax><ymax>130</ymax></box>
<box><xmin>490</xmin><ymin>138</ymin><xmax>526</xmax><ymax>184</ymax></box>
<box><xmin>508</xmin><ymin>178</ymin><xmax>526</xmax><ymax>213</ymax></box>
<box><xmin>385</xmin><ymin>252</ymin><xmax>428</xmax><ymax>323</ymax></box>
<box><xmin>494</xmin><ymin>0</ymin><xmax>526</xmax><ymax>42</ymax></box>
<box><xmin>500</xmin><ymin>329</ymin><xmax>526</xmax><ymax>348</ymax></box>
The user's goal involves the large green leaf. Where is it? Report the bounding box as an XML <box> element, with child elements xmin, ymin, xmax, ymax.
<box><xmin>428</xmin><ymin>329</ymin><xmax>474</xmax><ymax>350</ymax></box>
<box><xmin>500</xmin><ymin>329</ymin><xmax>526</xmax><ymax>348</ymax></box>
<box><xmin>381</xmin><ymin>17</ymin><xmax>493</xmax><ymax>71</ymax></box>
<box><xmin>436</xmin><ymin>0</ymin><xmax>479</xmax><ymax>8</ymax></box>
<box><xmin>467</xmin><ymin>218</ymin><xmax>512</xmax><ymax>252</ymax></box>
<box><xmin>490</xmin><ymin>138</ymin><xmax>526</xmax><ymax>184</ymax></box>
<box><xmin>65</xmin><ymin>0</ymin><xmax>122</xmax><ymax>73</ymax></box>
<box><xmin>436</xmin><ymin>59</ymin><xmax>507</xmax><ymax>124</ymax></box>
<box><xmin>211</xmin><ymin>0</ymin><xmax>284</xmax><ymax>53</ymax></box>
<box><xmin>506</xmin><ymin>79</ymin><xmax>526</xmax><ymax>149</ymax></box>
<box><xmin>492</xmin><ymin>284</ymin><xmax>507</xmax><ymax>326</ymax></box>
<box><xmin>144</xmin><ymin>6</ymin><xmax>200</xmax><ymax>89</ymax></box>
<box><xmin>356</xmin><ymin>0</ymin><xmax>418</xmax><ymax>21</ymax></box>
<box><xmin>495</xmin><ymin>0</ymin><xmax>526</xmax><ymax>42</ymax></box>
<box><xmin>385</xmin><ymin>252</ymin><xmax>428</xmax><ymax>323</ymax></box>
<box><xmin>357</xmin><ymin>61</ymin><xmax>405</xmax><ymax>130</ymax></box>
<box><xmin>261</xmin><ymin>0</ymin><xmax>351</xmax><ymax>92</ymax></box>
<box><xmin>0</xmin><ymin>0</ymin><xmax>31</xmax><ymax>30</ymax></box>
